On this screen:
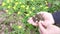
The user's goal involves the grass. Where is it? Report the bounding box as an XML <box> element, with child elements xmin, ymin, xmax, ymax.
<box><xmin>0</xmin><ymin>0</ymin><xmax>60</xmax><ymax>34</ymax></box>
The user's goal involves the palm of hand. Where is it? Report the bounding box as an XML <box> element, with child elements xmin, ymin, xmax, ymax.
<box><xmin>40</xmin><ymin>25</ymin><xmax>60</xmax><ymax>34</ymax></box>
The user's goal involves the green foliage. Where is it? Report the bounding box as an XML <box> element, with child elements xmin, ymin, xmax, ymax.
<box><xmin>1</xmin><ymin>0</ymin><xmax>60</xmax><ymax>34</ymax></box>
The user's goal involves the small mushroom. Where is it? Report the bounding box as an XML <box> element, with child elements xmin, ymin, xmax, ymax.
<box><xmin>32</xmin><ymin>13</ymin><xmax>44</xmax><ymax>23</ymax></box>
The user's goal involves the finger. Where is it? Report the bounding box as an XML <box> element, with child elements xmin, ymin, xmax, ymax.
<box><xmin>42</xmin><ymin>20</ymin><xmax>54</xmax><ymax>27</ymax></box>
<box><xmin>39</xmin><ymin>21</ymin><xmax>46</xmax><ymax>33</ymax></box>
<box><xmin>38</xmin><ymin>12</ymin><xmax>54</xmax><ymax>26</ymax></box>
<box><xmin>39</xmin><ymin>29</ymin><xmax>43</xmax><ymax>34</ymax></box>
<box><xmin>28</xmin><ymin>17</ymin><xmax>38</xmax><ymax>26</ymax></box>
<box><xmin>42</xmin><ymin>12</ymin><xmax>54</xmax><ymax>24</ymax></box>
<box><xmin>40</xmin><ymin>21</ymin><xmax>47</xmax><ymax>28</ymax></box>
<box><xmin>37</xmin><ymin>12</ymin><xmax>54</xmax><ymax>24</ymax></box>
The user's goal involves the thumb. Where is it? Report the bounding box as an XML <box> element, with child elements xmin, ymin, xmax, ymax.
<box><xmin>38</xmin><ymin>21</ymin><xmax>46</xmax><ymax>33</ymax></box>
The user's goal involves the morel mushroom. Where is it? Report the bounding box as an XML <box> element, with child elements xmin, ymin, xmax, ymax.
<box><xmin>32</xmin><ymin>14</ymin><xmax>44</xmax><ymax>23</ymax></box>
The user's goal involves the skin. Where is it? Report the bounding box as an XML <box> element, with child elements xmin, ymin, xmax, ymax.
<box><xmin>39</xmin><ymin>21</ymin><xmax>60</xmax><ymax>34</ymax></box>
<box><xmin>28</xmin><ymin>12</ymin><xmax>60</xmax><ymax>34</ymax></box>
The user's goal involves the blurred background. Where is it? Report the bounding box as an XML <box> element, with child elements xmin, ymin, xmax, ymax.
<box><xmin>0</xmin><ymin>0</ymin><xmax>60</xmax><ymax>34</ymax></box>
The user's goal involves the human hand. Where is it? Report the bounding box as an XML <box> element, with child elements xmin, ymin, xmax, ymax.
<box><xmin>28</xmin><ymin>12</ymin><xmax>54</xmax><ymax>26</ymax></box>
<box><xmin>39</xmin><ymin>21</ymin><xmax>60</xmax><ymax>34</ymax></box>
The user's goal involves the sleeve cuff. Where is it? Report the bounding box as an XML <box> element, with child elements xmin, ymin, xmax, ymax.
<box><xmin>52</xmin><ymin>11</ymin><xmax>60</xmax><ymax>24</ymax></box>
